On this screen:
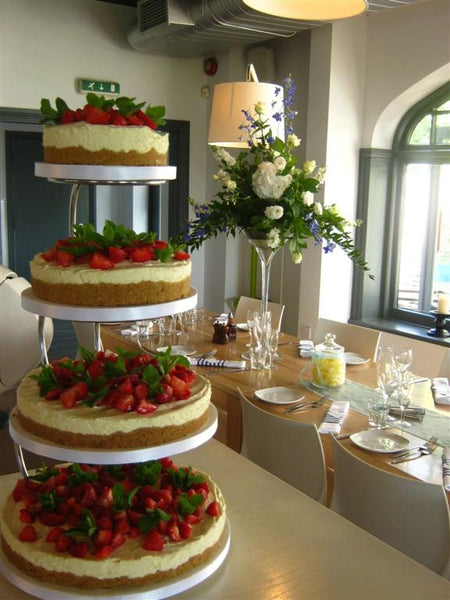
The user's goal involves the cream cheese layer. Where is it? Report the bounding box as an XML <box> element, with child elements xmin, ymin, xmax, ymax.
<box><xmin>43</xmin><ymin>122</ymin><xmax>169</xmax><ymax>155</ymax></box>
<box><xmin>30</xmin><ymin>255</ymin><xmax>191</xmax><ymax>285</ymax></box>
<box><xmin>0</xmin><ymin>473</ymin><xmax>226</xmax><ymax>580</ymax></box>
<box><xmin>17</xmin><ymin>372</ymin><xmax>211</xmax><ymax>435</ymax></box>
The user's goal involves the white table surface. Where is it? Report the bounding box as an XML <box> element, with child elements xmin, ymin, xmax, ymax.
<box><xmin>0</xmin><ymin>439</ymin><xmax>448</xmax><ymax>600</ymax></box>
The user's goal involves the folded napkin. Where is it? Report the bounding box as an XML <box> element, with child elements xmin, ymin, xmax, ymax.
<box><xmin>188</xmin><ymin>357</ymin><xmax>246</xmax><ymax>369</ymax></box>
<box><xmin>318</xmin><ymin>401</ymin><xmax>350</xmax><ymax>434</ymax></box>
<box><xmin>120</xmin><ymin>328</ymin><xmax>137</xmax><ymax>337</ymax></box>
<box><xmin>443</xmin><ymin>447</ymin><xmax>450</xmax><ymax>492</ymax></box>
<box><xmin>388</xmin><ymin>406</ymin><xmax>425</xmax><ymax>421</ymax></box>
<box><xmin>431</xmin><ymin>378</ymin><xmax>450</xmax><ymax>405</ymax></box>
<box><xmin>299</xmin><ymin>339</ymin><xmax>314</xmax><ymax>358</ymax></box>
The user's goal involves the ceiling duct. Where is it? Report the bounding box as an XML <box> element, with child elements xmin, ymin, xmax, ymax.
<box><xmin>127</xmin><ymin>0</ymin><xmax>422</xmax><ymax>58</ymax></box>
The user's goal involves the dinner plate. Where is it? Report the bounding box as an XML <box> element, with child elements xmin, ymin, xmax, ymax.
<box><xmin>255</xmin><ymin>386</ymin><xmax>304</xmax><ymax>405</ymax></box>
<box><xmin>156</xmin><ymin>345</ymin><xmax>196</xmax><ymax>356</ymax></box>
<box><xmin>344</xmin><ymin>352</ymin><xmax>370</xmax><ymax>365</ymax></box>
<box><xmin>236</xmin><ymin>323</ymin><xmax>249</xmax><ymax>331</ymax></box>
<box><xmin>350</xmin><ymin>430</ymin><xmax>409</xmax><ymax>453</ymax></box>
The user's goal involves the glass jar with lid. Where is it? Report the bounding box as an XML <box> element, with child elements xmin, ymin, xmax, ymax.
<box><xmin>312</xmin><ymin>332</ymin><xmax>346</xmax><ymax>388</ymax></box>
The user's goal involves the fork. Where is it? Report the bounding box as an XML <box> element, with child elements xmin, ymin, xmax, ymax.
<box><xmin>391</xmin><ymin>444</ymin><xmax>437</xmax><ymax>464</ymax></box>
<box><xmin>393</xmin><ymin>436</ymin><xmax>437</xmax><ymax>459</ymax></box>
<box><xmin>284</xmin><ymin>396</ymin><xmax>327</xmax><ymax>414</ymax></box>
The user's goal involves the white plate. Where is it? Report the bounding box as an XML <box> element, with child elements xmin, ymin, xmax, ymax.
<box><xmin>350</xmin><ymin>430</ymin><xmax>409</xmax><ymax>453</ymax></box>
<box><xmin>157</xmin><ymin>345</ymin><xmax>196</xmax><ymax>356</ymax></box>
<box><xmin>344</xmin><ymin>352</ymin><xmax>370</xmax><ymax>365</ymax></box>
<box><xmin>236</xmin><ymin>323</ymin><xmax>248</xmax><ymax>331</ymax></box>
<box><xmin>255</xmin><ymin>387</ymin><xmax>304</xmax><ymax>405</ymax></box>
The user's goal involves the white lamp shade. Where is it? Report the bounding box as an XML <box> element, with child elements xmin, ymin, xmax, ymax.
<box><xmin>243</xmin><ymin>0</ymin><xmax>367</xmax><ymax>21</ymax></box>
<box><xmin>208</xmin><ymin>81</ymin><xmax>284</xmax><ymax>148</ymax></box>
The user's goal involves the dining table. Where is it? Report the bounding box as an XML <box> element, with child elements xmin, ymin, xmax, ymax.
<box><xmin>100</xmin><ymin>312</ymin><xmax>450</xmax><ymax>505</ymax></box>
<box><xmin>0</xmin><ymin>438</ymin><xmax>448</xmax><ymax>600</ymax></box>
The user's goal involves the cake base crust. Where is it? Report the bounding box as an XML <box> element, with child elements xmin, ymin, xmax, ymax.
<box><xmin>44</xmin><ymin>146</ymin><xmax>168</xmax><ymax>166</ymax></box>
<box><xmin>16</xmin><ymin>408</ymin><xmax>209</xmax><ymax>449</ymax></box>
<box><xmin>1</xmin><ymin>533</ymin><xmax>227</xmax><ymax>589</ymax></box>
<box><xmin>30</xmin><ymin>277</ymin><xmax>191</xmax><ymax>306</ymax></box>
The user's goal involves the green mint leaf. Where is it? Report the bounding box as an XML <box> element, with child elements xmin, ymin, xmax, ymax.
<box><xmin>30</xmin><ymin>464</ymin><xmax>60</xmax><ymax>483</ymax></box>
<box><xmin>134</xmin><ymin>460</ymin><xmax>162</xmax><ymax>486</ymax></box>
<box><xmin>177</xmin><ymin>492</ymin><xmax>203</xmax><ymax>515</ymax></box>
<box><xmin>138</xmin><ymin>508</ymin><xmax>170</xmax><ymax>534</ymax></box>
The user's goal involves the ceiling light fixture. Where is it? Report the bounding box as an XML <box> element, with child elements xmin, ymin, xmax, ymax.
<box><xmin>242</xmin><ymin>0</ymin><xmax>367</xmax><ymax>21</ymax></box>
<box><xmin>207</xmin><ymin>64</ymin><xmax>284</xmax><ymax>148</ymax></box>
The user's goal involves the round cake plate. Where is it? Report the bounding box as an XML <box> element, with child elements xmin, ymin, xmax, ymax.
<box><xmin>35</xmin><ymin>163</ymin><xmax>177</xmax><ymax>184</ymax></box>
<box><xmin>0</xmin><ymin>520</ymin><xmax>230</xmax><ymax>600</ymax></box>
<box><xmin>9</xmin><ymin>404</ymin><xmax>218</xmax><ymax>464</ymax></box>
<box><xmin>21</xmin><ymin>287</ymin><xmax>198</xmax><ymax>322</ymax></box>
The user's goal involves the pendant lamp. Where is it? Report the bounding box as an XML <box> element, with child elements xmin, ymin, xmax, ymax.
<box><xmin>207</xmin><ymin>64</ymin><xmax>284</xmax><ymax>148</ymax></box>
<box><xmin>242</xmin><ymin>0</ymin><xmax>367</xmax><ymax>21</ymax></box>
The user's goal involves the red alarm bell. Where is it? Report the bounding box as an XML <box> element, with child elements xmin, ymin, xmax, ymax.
<box><xmin>204</xmin><ymin>57</ymin><xmax>218</xmax><ymax>76</ymax></box>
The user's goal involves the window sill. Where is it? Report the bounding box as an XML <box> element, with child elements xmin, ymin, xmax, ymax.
<box><xmin>351</xmin><ymin>317</ymin><xmax>450</xmax><ymax>348</ymax></box>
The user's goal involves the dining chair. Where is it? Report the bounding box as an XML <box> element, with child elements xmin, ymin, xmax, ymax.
<box><xmin>330</xmin><ymin>436</ymin><xmax>450</xmax><ymax>578</ymax></box>
<box><xmin>234</xmin><ymin>295</ymin><xmax>285</xmax><ymax>331</ymax></box>
<box><xmin>313</xmin><ymin>318</ymin><xmax>381</xmax><ymax>361</ymax></box>
<box><xmin>378</xmin><ymin>331</ymin><xmax>450</xmax><ymax>378</ymax></box>
<box><xmin>238</xmin><ymin>388</ymin><xmax>327</xmax><ymax>504</ymax></box>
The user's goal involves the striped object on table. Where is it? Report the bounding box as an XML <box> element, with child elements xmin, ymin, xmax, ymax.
<box><xmin>318</xmin><ymin>401</ymin><xmax>350</xmax><ymax>434</ymax></box>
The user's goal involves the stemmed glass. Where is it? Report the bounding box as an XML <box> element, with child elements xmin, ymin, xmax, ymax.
<box><xmin>395</xmin><ymin>371</ymin><xmax>413</xmax><ymax>428</ymax></box>
<box><xmin>376</xmin><ymin>346</ymin><xmax>400</xmax><ymax>423</ymax></box>
<box><xmin>394</xmin><ymin>347</ymin><xmax>413</xmax><ymax>375</ymax></box>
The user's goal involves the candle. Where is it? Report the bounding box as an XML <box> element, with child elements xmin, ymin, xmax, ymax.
<box><xmin>437</xmin><ymin>293</ymin><xmax>450</xmax><ymax>315</ymax></box>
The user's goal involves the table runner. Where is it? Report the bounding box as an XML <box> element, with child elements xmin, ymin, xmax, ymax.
<box><xmin>301</xmin><ymin>379</ymin><xmax>450</xmax><ymax>446</ymax></box>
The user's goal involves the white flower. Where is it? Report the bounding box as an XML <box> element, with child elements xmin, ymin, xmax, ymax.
<box><xmin>267</xmin><ymin>228</ymin><xmax>281</xmax><ymax>248</ymax></box>
<box><xmin>214</xmin><ymin>146</ymin><xmax>236</xmax><ymax>166</ymax></box>
<box><xmin>316</xmin><ymin>166</ymin><xmax>326</xmax><ymax>183</ymax></box>
<box><xmin>303</xmin><ymin>160</ymin><xmax>316</xmax><ymax>175</ymax></box>
<box><xmin>273</xmin><ymin>156</ymin><xmax>286</xmax><ymax>171</ymax></box>
<box><xmin>252</xmin><ymin>161</ymin><xmax>292</xmax><ymax>200</ymax></box>
<box><xmin>264</xmin><ymin>205</ymin><xmax>284</xmax><ymax>220</ymax></box>
<box><xmin>287</xmin><ymin>133</ymin><xmax>301</xmax><ymax>147</ymax></box>
<box><xmin>291</xmin><ymin>251</ymin><xmax>303</xmax><ymax>264</ymax></box>
<box><xmin>302</xmin><ymin>191</ymin><xmax>314</xmax><ymax>206</ymax></box>
<box><xmin>226</xmin><ymin>180</ymin><xmax>237</xmax><ymax>191</ymax></box>
<box><xmin>254</xmin><ymin>100</ymin><xmax>264</xmax><ymax>115</ymax></box>
<box><xmin>313</xmin><ymin>202</ymin><xmax>323</xmax><ymax>216</ymax></box>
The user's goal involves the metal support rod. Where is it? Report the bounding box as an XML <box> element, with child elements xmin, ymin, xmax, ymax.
<box><xmin>14</xmin><ymin>443</ymin><xmax>29</xmax><ymax>478</ymax></box>
<box><xmin>38</xmin><ymin>315</ymin><xmax>50</xmax><ymax>365</ymax></box>
<box><xmin>68</xmin><ymin>183</ymin><xmax>81</xmax><ymax>233</ymax></box>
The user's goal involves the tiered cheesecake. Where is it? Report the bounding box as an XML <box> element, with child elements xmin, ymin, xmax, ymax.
<box><xmin>1</xmin><ymin>460</ymin><xmax>226</xmax><ymax>588</ymax></box>
<box><xmin>29</xmin><ymin>221</ymin><xmax>191</xmax><ymax>307</ymax></box>
<box><xmin>16</xmin><ymin>347</ymin><xmax>211</xmax><ymax>449</ymax></box>
<box><xmin>41</xmin><ymin>93</ymin><xmax>168</xmax><ymax>166</ymax></box>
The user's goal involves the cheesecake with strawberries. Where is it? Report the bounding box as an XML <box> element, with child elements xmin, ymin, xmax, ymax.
<box><xmin>0</xmin><ymin>460</ymin><xmax>227</xmax><ymax>588</ymax></box>
<box><xmin>41</xmin><ymin>94</ymin><xmax>168</xmax><ymax>166</ymax></box>
<box><xmin>29</xmin><ymin>221</ymin><xmax>191</xmax><ymax>307</ymax></box>
<box><xmin>16</xmin><ymin>347</ymin><xmax>211</xmax><ymax>449</ymax></box>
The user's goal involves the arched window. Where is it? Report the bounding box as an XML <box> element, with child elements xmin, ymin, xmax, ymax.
<box><xmin>352</xmin><ymin>82</ymin><xmax>450</xmax><ymax>339</ymax></box>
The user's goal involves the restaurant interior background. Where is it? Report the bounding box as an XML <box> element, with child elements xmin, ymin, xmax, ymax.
<box><xmin>0</xmin><ymin>0</ymin><xmax>449</xmax><ymax>350</ymax></box>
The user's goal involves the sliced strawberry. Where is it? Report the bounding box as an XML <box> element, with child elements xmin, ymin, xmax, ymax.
<box><xmin>96</xmin><ymin>515</ymin><xmax>113</xmax><ymax>530</ymax></box>
<box><xmin>152</xmin><ymin>240</ymin><xmax>168</xmax><ymax>250</ymax></box>
<box><xmin>184</xmin><ymin>513</ymin><xmax>201</xmax><ymax>525</ymax></box>
<box><xmin>111</xmin><ymin>113</ymin><xmax>128</xmax><ymax>126</ymax></box>
<box><xmin>55</xmin><ymin>534</ymin><xmax>72</xmax><ymax>552</ymax></box>
<box><xmin>179</xmin><ymin>521</ymin><xmax>192</xmax><ymax>539</ymax></box>
<box><xmin>59</xmin><ymin>387</ymin><xmax>78</xmax><ymax>409</ymax></box>
<box><xmin>119</xmin><ymin>377</ymin><xmax>133</xmax><ymax>395</ymax></box>
<box><xmin>19</xmin><ymin>525</ymin><xmax>37</xmax><ymax>542</ymax></box>
<box><xmin>60</xmin><ymin>109</ymin><xmax>77</xmax><ymax>124</ymax></box>
<box><xmin>114</xmin><ymin>394</ymin><xmax>136</xmax><ymax>413</ymax></box>
<box><xmin>128</xmin><ymin>353</ymin><xmax>152</xmax><ymax>369</ymax></box>
<box><xmin>130</xmin><ymin>246</ymin><xmax>154</xmax><ymax>263</ymax></box>
<box><xmin>108</xmin><ymin>246</ymin><xmax>127</xmax><ymax>263</ymax></box>
<box><xmin>135</xmin><ymin>398</ymin><xmax>158</xmax><ymax>414</ymax></box>
<box><xmin>39</xmin><ymin>511</ymin><xmax>66</xmax><ymax>527</ymax></box>
<box><xmin>94</xmin><ymin>544</ymin><xmax>114</xmax><ymax>559</ymax></box>
<box><xmin>205</xmin><ymin>500</ymin><xmax>221</xmax><ymax>517</ymax></box>
<box><xmin>94</xmin><ymin>529</ymin><xmax>112</xmax><ymax>547</ymax></box>
<box><xmin>154</xmin><ymin>383</ymin><xmax>173</xmax><ymax>404</ymax></box>
<box><xmin>97</xmin><ymin>487</ymin><xmax>114</xmax><ymax>508</ymax></box>
<box><xmin>89</xmin><ymin>251</ymin><xmax>115</xmax><ymax>270</ymax></box>
<box><xmin>135</xmin><ymin>110</ymin><xmax>156</xmax><ymax>129</ymax></box>
<box><xmin>126</xmin><ymin>114</ymin><xmax>144</xmax><ymax>126</ymax></box>
<box><xmin>46</xmin><ymin>527</ymin><xmax>64</xmax><ymax>543</ymax></box>
<box><xmin>143</xmin><ymin>529</ymin><xmax>164</xmax><ymax>552</ymax></box>
<box><xmin>114</xmin><ymin>518</ymin><xmax>130</xmax><ymax>535</ymax></box>
<box><xmin>87</xmin><ymin>359</ymin><xmax>104</xmax><ymax>380</ymax></box>
<box><xmin>167</xmin><ymin>521</ymin><xmax>181</xmax><ymax>542</ymax></box>
<box><xmin>133</xmin><ymin>382</ymin><xmax>149</xmax><ymax>401</ymax></box>
<box><xmin>41</xmin><ymin>247</ymin><xmax>57</xmax><ymax>262</ymax></box>
<box><xmin>45</xmin><ymin>387</ymin><xmax>63</xmax><ymax>401</ymax></box>
<box><xmin>74</xmin><ymin>108</ymin><xmax>86</xmax><ymax>121</ymax></box>
<box><xmin>68</xmin><ymin>541</ymin><xmax>89</xmax><ymax>558</ymax></box>
<box><xmin>19</xmin><ymin>508</ymin><xmax>35</xmax><ymax>523</ymax></box>
<box><xmin>84</xmin><ymin>105</ymin><xmax>110</xmax><ymax>125</ymax></box>
<box><xmin>56</xmin><ymin>250</ymin><xmax>75</xmax><ymax>267</ymax></box>
<box><xmin>111</xmin><ymin>532</ymin><xmax>127</xmax><ymax>548</ymax></box>
<box><xmin>169</xmin><ymin>375</ymin><xmax>191</xmax><ymax>400</ymax></box>
<box><xmin>173</xmin><ymin>250</ymin><xmax>190</xmax><ymax>261</ymax></box>
<box><xmin>72</xmin><ymin>381</ymin><xmax>89</xmax><ymax>400</ymax></box>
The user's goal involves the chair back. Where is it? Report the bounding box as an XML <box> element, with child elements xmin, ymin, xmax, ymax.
<box><xmin>238</xmin><ymin>388</ymin><xmax>327</xmax><ymax>504</ymax></box>
<box><xmin>330</xmin><ymin>436</ymin><xmax>450</xmax><ymax>577</ymax></box>
<box><xmin>234</xmin><ymin>296</ymin><xmax>285</xmax><ymax>331</ymax></box>
<box><xmin>313</xmin><ymin>318</ymin><xmax>381</xmax><ymax>361</ymax></box>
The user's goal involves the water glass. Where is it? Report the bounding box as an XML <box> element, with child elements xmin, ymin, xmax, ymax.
<box><xmin>367</xmin><ymin>394</ymin><xmax>389</xmax><ymax>429</ymax></box>
<box><xmin>249</xmin><ymin>344</ymin><xmax>267</xmax><ymax>370</ymax></box>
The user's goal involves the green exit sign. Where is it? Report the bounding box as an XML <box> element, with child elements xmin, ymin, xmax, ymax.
<box><xmin>79</xmin><ymin>79</ymin><xmax>120</xmax><ymax>95</ymax></box>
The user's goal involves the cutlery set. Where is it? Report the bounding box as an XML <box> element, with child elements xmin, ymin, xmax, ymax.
<box><xmin>284</xmin><ymin>395</ymin><xmax>328</xmax><ymax>414</ymax></box>
<box><xmin>390</xmin><ymin>436</ymin><xmax>438</xmax><ymax>464</ymax></box>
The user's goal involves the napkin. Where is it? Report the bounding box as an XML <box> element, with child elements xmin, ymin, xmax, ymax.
<box><xmin>188</xmin><ymin>357</ymin><xmax>246</xmax><ymax>369</ymax></box>
<box><xmin>431</xmin><ymin>378</ymin><xmax>450</xmax><ymax>405</ymax></box>
<box><xmin>442</xmin><ymin>447</ymin><xmax>450</xmax><ymax>492</ymax></box>
<box><xmin>318</xmin><ymin>401</ymin><xmax>350</xmax><ymax>434</ymax></box>
<box><xmin>299</xmin><ymin>339</ymin><xmax>314</xmax><ymax>358</ymax></box>
<box><xmin>388</xmin><ymin>406</ymin><xmax>425</xmax><ymax>421</ymax></box>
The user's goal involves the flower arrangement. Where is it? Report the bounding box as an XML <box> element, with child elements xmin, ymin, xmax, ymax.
<box><xmin>180</xmin><ymin>77</ymin><xmax>370</xmax><ymax>274</ymax></box>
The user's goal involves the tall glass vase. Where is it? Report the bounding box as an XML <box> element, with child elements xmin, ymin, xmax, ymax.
<box><xmin>243</xmin><ymin>229</ymin><xmax>280</xmax><ymax>318</ymax></box>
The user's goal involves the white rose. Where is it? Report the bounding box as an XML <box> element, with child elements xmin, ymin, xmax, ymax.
<box><xmin>302</xmin><ymin>191</ymin><xmax>314</xmax><ymax>206</ymax></box>
<box><xmin>264</xmin><ymin>205</ymin><xmax>284</xmax><ymax>220</ymax></box>
<box><xmin>303</xmin><ymin>160</ymin><xmax>316</xmax><ymax>175</ymax></box>
<box><xmin>313</xmin><ymin>202</ymin><xmax>323</xmax><ymax>216</ymax></box>
<box><xmin>267</xmin><ymin>228</ymin><xmax>281</xmax><ymax>249</ymax></box>
<box><xmin>291</xmin><ymin>251</ymin><xmax>303</xmax><ymax>264</ymax></box>
<box><xmin>226</xmin><ymin>180</ymin><xmax>237</xmax><ymax>191</ymax></box>
<box><xmin>273</xmin><ymin>156</ymin><xmax>286</xmax><ymax>171</ymax></box>
<box><xmin>316</xmin><ymin>166</ymin><xmax>326</xmax><ymax>183</ymax></box>
<box><xmin>252</xmin><ymin>162</ymin><xmax>292</xmax><ymax>200</ymax></box>
<box><xmin>287</xmin><ymin>133</ymin><xmax>301</xmax><ymax>147</ymax></box>
<box><xmin>216</xmin><ymin>147</ymin><xmax>236</xmax><ymax>166</ymax></box>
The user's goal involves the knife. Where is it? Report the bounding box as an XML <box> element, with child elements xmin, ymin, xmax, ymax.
<box><xmin>391</xmin><ymin>451</ymin><xmax>423</xmax><ymax>464</ymax></box>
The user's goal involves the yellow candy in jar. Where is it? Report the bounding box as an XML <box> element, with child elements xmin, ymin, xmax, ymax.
<box><xmin>312</xmin><ymin>357</ymin><xmax>345</xmax><ymax>387</ymax></box>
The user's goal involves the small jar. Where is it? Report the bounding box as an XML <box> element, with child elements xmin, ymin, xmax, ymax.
<box><xmin>312</xmin><ymin>333</ymin><xmax>346</xmax><ymax>388</ymax></box>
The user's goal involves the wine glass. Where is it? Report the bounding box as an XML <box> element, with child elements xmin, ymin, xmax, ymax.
<box><xmin>376</xmin><ymin>346</ymin><xmax>400</xmax><ymax>423</ymax></box>
<box><xmin>395</xmin><ymin>371</ymin><xmax>413</xmax><ymax>428</ymax></box>
<box><xmin>394</xmin><ymin>347</ymin><xmax>413</xmax><ymax>374</ymax></box>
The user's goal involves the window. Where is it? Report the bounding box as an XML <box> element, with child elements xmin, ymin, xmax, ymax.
<box><xmin>389</xmin><ymin>85</ymin><xmax>450</xmax><ymax>323</ymax></box>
